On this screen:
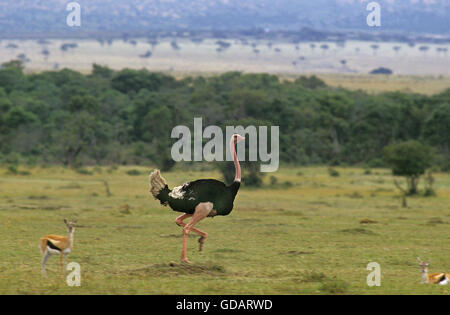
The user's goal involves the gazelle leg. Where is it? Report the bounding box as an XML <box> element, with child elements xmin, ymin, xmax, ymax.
<box><xmin>176</xmin><ymin>213</ymin><xmax>208</xmax><ymax>251</ymax></box>
<box><xmin>181</xmin><ymin>203</ymin><xmax>213</xmax><ymax>263</ymax></box>
<box><xmin>41</xmin><ymin>250</ymin><xmax>50</xmax><ymax>277</ymax></box>
<box><xmin>59</xmin><ymin>253</ymin><xmax>64</xmax><ymax>275</ymax></box>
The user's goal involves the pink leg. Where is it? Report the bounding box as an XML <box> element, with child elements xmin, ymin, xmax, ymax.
<box><xmin>176</xmin><ymin>213</ymin><xmax>208</xmax><ymax>251</ymax></box>
<box><xmin>181</xmin><ymin>203</ymin><xmax>213</xmax><ymax>263</ymax></box>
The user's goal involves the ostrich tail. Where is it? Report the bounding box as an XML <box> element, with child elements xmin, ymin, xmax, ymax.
<box><xmin>149</xmin><ymin>169</ymin><xmax>167</xmax><ymax>199</ymax></box>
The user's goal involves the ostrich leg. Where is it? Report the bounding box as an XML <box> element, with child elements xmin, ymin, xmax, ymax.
<box><xmin>181</xmin><ymin>202</ymin><xmax>213</xmax><ymax>263</ymax></box>
<box><xmin>176</xmin><ymin>213</ymin><xmax>208</xmax><ymax>251</ymax></box>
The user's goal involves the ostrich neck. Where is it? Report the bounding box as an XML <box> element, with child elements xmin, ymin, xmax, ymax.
<box><xmin>230</xmin><ymin>138</ymin><xmax>241</xmax><ymax>182</ymax></box>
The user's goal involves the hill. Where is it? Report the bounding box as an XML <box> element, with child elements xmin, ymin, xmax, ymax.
<box><xmin>0</xmin><ymin>0</ymin><xmax>449</xmax><ymax>38</ymax></box>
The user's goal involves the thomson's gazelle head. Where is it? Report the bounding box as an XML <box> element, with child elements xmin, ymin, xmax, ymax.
<box><xmin>417</xmin><ymin>257</ymin><xmax>429</xmax><ymax>273</ymax></box>
<box><xmin>64</xmin><ymin>219</ymin><xmax>77</xmax><ymax>233</ymax></box>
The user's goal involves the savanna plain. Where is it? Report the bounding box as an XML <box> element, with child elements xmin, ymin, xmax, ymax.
<box><xmin>0</xmin><ymin>165</ymin><xmax>448</xmax><ymax>294</ymax></box>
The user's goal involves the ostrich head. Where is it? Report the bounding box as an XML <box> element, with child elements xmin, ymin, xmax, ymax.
<box><xmin>233</xmin><ymin>134</ymin><xmax>245</xmax><ymax>144</ymax></box>
<box><xmin>156</xmin><ymin>185</ymin><xmax>170</xmax><ymax>206</ymax></box>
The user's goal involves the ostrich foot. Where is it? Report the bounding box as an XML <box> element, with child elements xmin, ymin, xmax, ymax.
<box><xmin>198</xmin><ymin>236</ymin><xmax>206</xmax><ymax>252</ymax></box>
<box><xmin>181</xmin><ymin>258</ymin><xmax>191</xmax><ymax>264</ymax></box>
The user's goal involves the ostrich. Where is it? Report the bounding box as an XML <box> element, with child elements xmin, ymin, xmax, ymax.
<box><xmin>149</xmin><ymin>134</ymin><xmax>245</xmax><ymax>263</ymax></box>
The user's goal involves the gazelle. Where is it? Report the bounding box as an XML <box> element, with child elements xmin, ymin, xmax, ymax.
<box><xmin>417</xmin><ymin>257</ymin><xmax>449</xmax><ymax>285</ymax></box>
<box><xmin>40</xmin><ymin>219</ymin><xmax>76</xmax><ymax>276</ymax></box>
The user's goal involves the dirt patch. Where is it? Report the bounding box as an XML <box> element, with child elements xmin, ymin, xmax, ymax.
<box><xmin>359</xmin><ymin>219</ymin><xmax>378</xmax><ymax>224</ymax></box>
<box><xmin>58</xmin><ymin>182</ymin><xmax>82</xmax><ymax>189</ymax></box>
<box><xmin>125</xmin><ymin>262</ymin><xmax>227</xmax><ymax>277</ymax></box>
<box><xmin>16</xmin><ymin>205</ymin><xmax>38</xmax><ymax>210</ymax></box>
<box><xmin>116</xmin><ymin>225</ymin><xmax>146</xmax><ymax>231</ymax></box>
<box><xmin>284</xmin><ymin>250</ymin><xmax>314</xmax><ymax>255</ymax></box>
<box><xmin>41</xmin><ymin>205</ymin><xmax>63</xmax><ymax>211</ymax></box>
<box><xmin>308</xmin><ymin>201</ymin><xmax>331</xmax><ymax>207</ymax></box>
<box><xmin>340</xmin><ymin>228</ymin><xmax>377</xmax><ymax>235</ymax></box>
<box><xmin>280</xmin><ymin>210</ymin><xmax>304</xmax><ymax>217</ymax></box>
<box><xmin>427</xmin><ymin>217</ymin><xmax>446</xmax><ymax>225</ymax></box>
<box><xmin>214</xmin><ymin>248</ymin><xmax>242</xmax><ymax>253</ymax></box>
<box><xmin>28</xmin><ymin>195</ymin><xmax>49</xmax><ymax>200</ymax></box>
<box><xmin>236</xmin><ymin>218</ymin><xmax>262</xmax><ymax>222</ymax></box>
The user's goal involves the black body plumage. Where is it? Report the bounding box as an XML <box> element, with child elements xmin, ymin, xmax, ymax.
<box><xmin>156</xmin><ymin>179</ymin><xmax>240</xmax><ymax>216</ymax></box>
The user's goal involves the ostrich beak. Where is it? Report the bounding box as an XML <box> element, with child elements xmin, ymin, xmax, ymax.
<box><xmin>235</xmin><ymin>134</ymin><xmax>245</xmax><ymax>142</ymax></box>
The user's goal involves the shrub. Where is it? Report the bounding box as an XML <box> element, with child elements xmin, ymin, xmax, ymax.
<box><xmin>76</xmin><ymin>168</ymin><xmax>93</xmax><ymax>175</ymax></box>
<box><xmin>367</xmin><ymin>158</ymin><xmax>385</xmax><ymax>168</ymax></box>
<box><xmin>107</xmin><ymin>165</ymin><xmax>119</xmax><ymax>173</ymax></box>
<box><xmin>126</xmin><ymin>169</ymin><xmax>142</xmax><ymax>176</ymax></box>
<box><xmin>7</xmin><ymin>165</ymin><xmax>18</xmax><ymax>174</ymax></box>
<box><xmin>283</xmin><ymin>181</ymin><xmax>293</xmax><ymax>188</ymax></box>
<box><xmin>328</xmin><ymin>168</ymin><xmax>340</xmax><ymax>177</ymax></box>
<box><xmin>270</xmin><ymin>176</ymin><xmax>278</xmax><ymax>185</ymax></box>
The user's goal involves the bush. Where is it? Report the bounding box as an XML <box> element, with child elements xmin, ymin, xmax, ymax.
<box><xmin>423</xmin><ymin>188</ymin><xmax>436</xmax><ymax>197</ymax></box>
<box><xmin>218</xmin><ymin>161</ymin><xmax>264</xmax><ymax>187</ymax></box>
<box><xmin>243</xmin><ymin>169</ymin><xmax>264</xmax><ymax>187</ymax></box>
<box><xmin>107</xmin><ymin>165</ymin><xmax>119</xmax><ymax>173</ymax></box>
<box><xmin>367</xmin><ymin>158</ymin><xmax>385</xmax><ymax>168</ymax></box>
<box><xmin>328</xmin><ymin>168</ymin><xmax>340</xmax><ymax>177</ymax></box>
<box><xmin>7</xmin><ymin>165</ymin><xmax>18</xmax><ymax>174</ymax></box>
<box><xmin>283</xmin><ymin>181</ymin><xmax>293</xmax><ymax>188</ymax></box>
<box><xmin>126</xmin><ymin>169</ymin><xmax>142</xmax><ymax>176</ymax></box>
<box><xmin>6</xmin><ymin>165</ymin><xmax>31</xmax><ymax>175</ymax></box>
<box><xmin>270</xmin><ymin>175</ymin><xmax>278</xmax><ymax>185</ymax></box>
<box><xmin>75</xmin><ymin>168</ymin><xmax>93</xmax><ymax>175</ymax></box>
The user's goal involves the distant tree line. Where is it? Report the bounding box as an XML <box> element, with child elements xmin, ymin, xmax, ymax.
<box><xmin>0</xmin><ymin>60</ymin><xmax>449</xmax><ymax>174</ymax></box>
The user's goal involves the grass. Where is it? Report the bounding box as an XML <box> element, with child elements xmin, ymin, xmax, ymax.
<box><xmin>315</xmin><ymin>74</ymin><xmax>450</xmax><ymax>95</ymax></box>
<box><xmin>0</xmin><ymin>165</ymin><xmax>449</xmax><ymax>294</ymax></box>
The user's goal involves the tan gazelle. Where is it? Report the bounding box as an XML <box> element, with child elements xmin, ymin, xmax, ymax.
<box><xmin>40</xmin><ymin>219</ymin><xmax>76</xmax><ymax>276</ymax></box>
<box><xmin>417</xmin><ymin>257</ymin><xmax>449</xmax><ymax>285</ymax></box>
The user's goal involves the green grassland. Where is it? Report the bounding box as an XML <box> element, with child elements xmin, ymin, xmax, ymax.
<box><xmin>0</xmin><ymin>165</ymin><xmax>449</xmax><ymax>294</ymax></box>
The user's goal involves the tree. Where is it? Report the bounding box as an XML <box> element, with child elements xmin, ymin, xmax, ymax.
<box><xmin>370</xmin><ymin>67</ymin><xmax>393</xmax><ymax>75</ymax></box>
<box><xmin>51</xmin><ymin>111</ymin><xmax>106</xmax><ymax>166</ymax></box>
<box><xmin>422</xmin><ymin>103</ymin><xmax>450</xmax><ymax>155</ymax></box>
<box><xmin>91</xmin><ymin>64</ymin><xmax>113</xmax><ymax>79</ymax></box>
<box><xmin>383</xmin><ymin>141</ymin><xmax>433</xmax><ymax>196</ymax></box>
<box><xmin>0</xmin><ymin>60</ymin><xmax>26</xmax><ymax>93</ymax></box>
<box><xmin>111</xmin><ymin>69</ymin><xmax>175</xmax><ymax>94</ymax></box>
<box><xmin>2</xmin><ymin>107</ymin><xmax>38</xmax><ymax>129</ymax></box>
<box><xmin>295</xmin><ymin>75</ymin><xmax>326</xmax><ymax>89</ymax></box>
<box><xmin>217</xmin><ymin>160</ymin><xmax>264</xmax><ymax>187</ymax></box>
<box><xmin>370</xmin><ymin>44</ymin><xmax>379</xmax><ymax>56</ymax></box>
